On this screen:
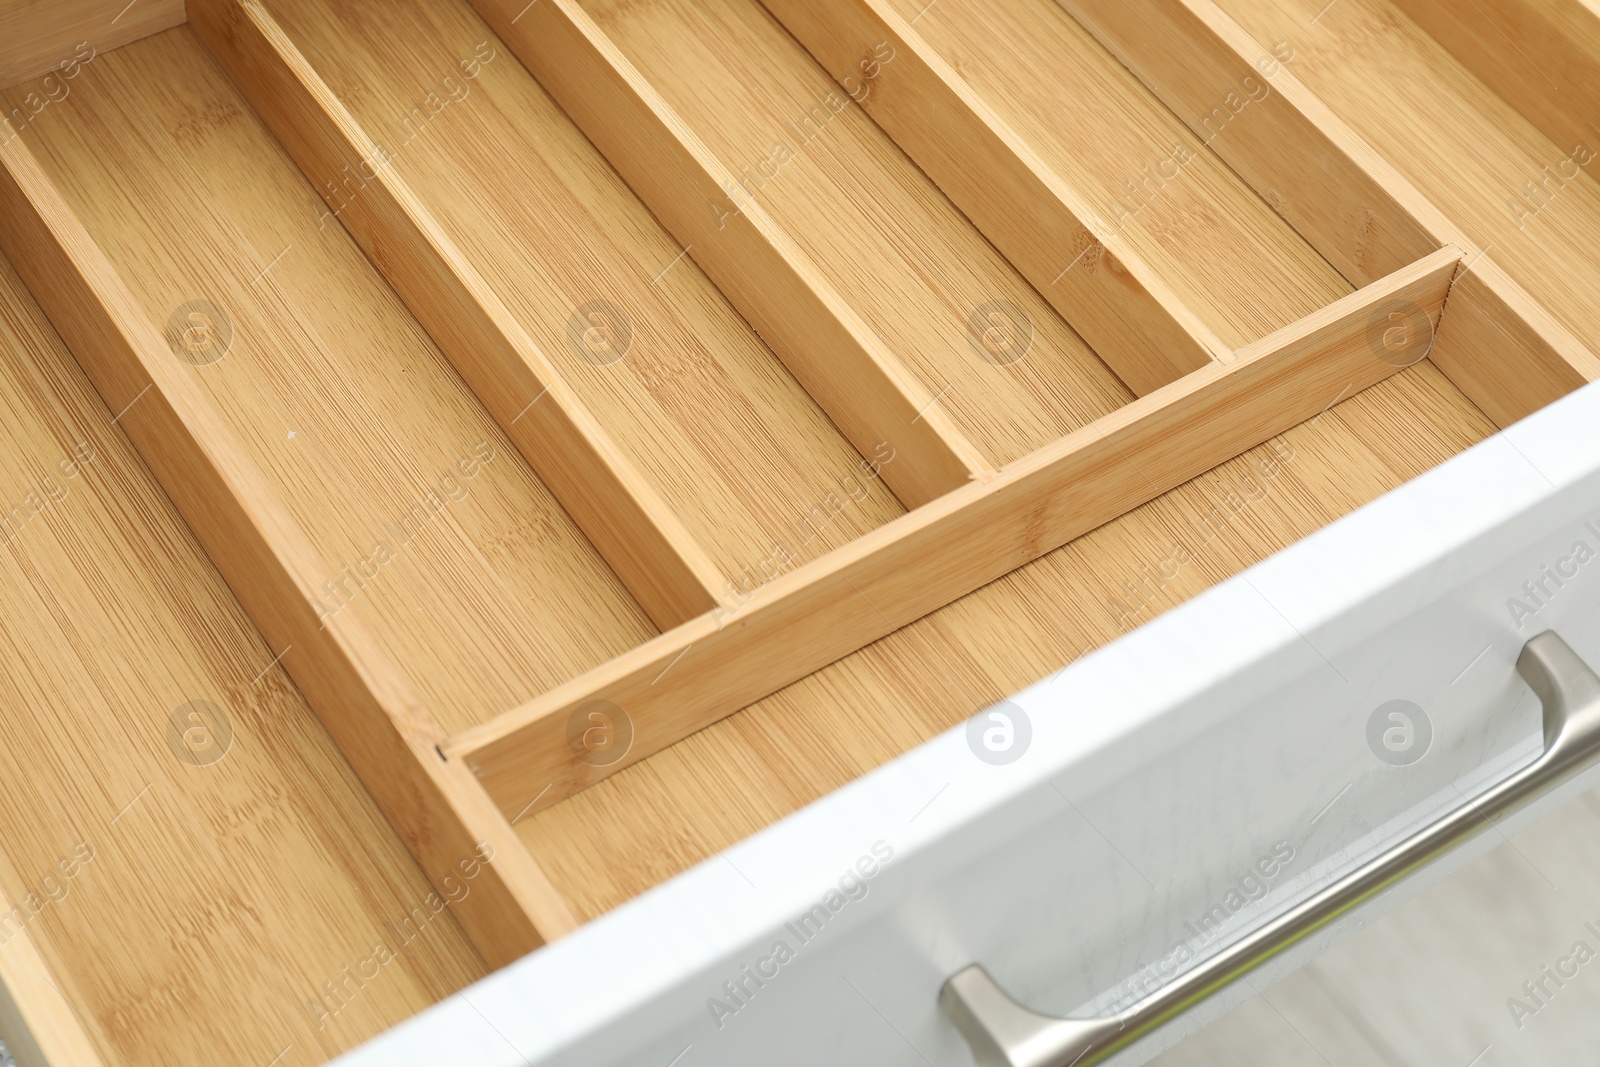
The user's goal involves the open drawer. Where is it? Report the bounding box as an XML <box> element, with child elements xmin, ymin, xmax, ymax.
<box><xmin>334</xmin><ymin>374</ymin><xmax>1600</xmax><ymax>1067</ymax></box>
<box><xmin>0</xmin><ymin>0</ymin><xmax>1596</xmax><ymax>1064</ymax></box>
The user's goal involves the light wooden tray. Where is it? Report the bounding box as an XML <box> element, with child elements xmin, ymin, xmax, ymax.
<box><xmin>0</xmin><ymin>0</ymin><xmax>1596</xmax><ymax>1064</ymax></box>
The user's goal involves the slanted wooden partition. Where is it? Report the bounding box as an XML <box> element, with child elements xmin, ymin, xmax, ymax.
<box><xmin>448</xmin><ymin>246</ymin><xmax>1464</xmax><ymax>817</ymax></box>
<box><xmin>191</xmin><ymin>0</ymin><xmax>730</xmax><ymax>629</ymax></box>
<box><xmin>204</xmin><ymin>0</ymin><xmax>992</xmax><ymax>510</ymax></box>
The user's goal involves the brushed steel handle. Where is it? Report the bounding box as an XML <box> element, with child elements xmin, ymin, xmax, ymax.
<box><xmin>941</xmin><ymin>630</ymin><xmax>1600</xmax><ymax>1067</ymax></box>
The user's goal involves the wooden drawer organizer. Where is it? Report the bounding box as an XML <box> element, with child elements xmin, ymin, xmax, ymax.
<box><xmin>1</xmin><ymin>0</ymin><xmax>1598</xmax><ymax>1063</ymax></box>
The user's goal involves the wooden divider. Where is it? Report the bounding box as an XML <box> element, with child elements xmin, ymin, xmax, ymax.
<box><xmin>449</xmin><ymin>247</ymin><xmax>1464</xmax><ymax>819</ymax></box>
<box><xmin>758</xmin><ymin>0</ymin><xmax>1228</xmax><ymax>395</ymax></box>
<box><xmin>0</xmin><ymin>0</ymin><xmax>183</xmax><ymax>87</ymax></box>
<box><xmin>0</xmin><ymin>132</ymin><xmax>577</xmax><ymax>960</ymax></box>
<box><xmin>1056</xmin><ymin>0</ymin><xmax>1600</xmax><ymax>426</ymax></box>
<box><xmin>467</xmin><ymin>0</ymin><xmax>992</xmax><ymax>506</ymax></box>
<box><xmin>190</xmin><ymin>0</ymin><xmax>726</xmax><ymax>631</ymax></box>
<box><xmin>1389</xmin><ymin>0</ymin><xmax>1600</xmax><ymax>159</ymax></box>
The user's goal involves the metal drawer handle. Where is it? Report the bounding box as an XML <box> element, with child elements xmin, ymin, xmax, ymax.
<box><xmin>941</xmin><ymin>630</ymin><xmax>1600</xmax><ymax>1067</ymax></box>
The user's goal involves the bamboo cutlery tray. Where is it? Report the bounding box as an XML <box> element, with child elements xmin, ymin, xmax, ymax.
<box><xmin>0</xmin><ymin>0</ymin><xmax>1598</xmax><ymax>1063</ymax></box>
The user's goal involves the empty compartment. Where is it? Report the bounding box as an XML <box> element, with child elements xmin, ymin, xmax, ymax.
<box><xmin>255</xmin><ymin>0</ymin><xmax>911</xmax><ymax>586</ymax></box>
<box><xmin>0</xmin><ymin>249</ymin><xmax>481</xmax><ymax>1066</ymax></box>
<box><xmin>1216</xmin><ymin>0</ymin><xmax>1600</xmax><ymax>354</ymax></box>
<box><xmin>553</xmin><ymin>0</ymin><xmax>1145</xmax><ymax>464</ymax></box>
<box><xmin>838</xmin><ymin>0</ymin><xmax>1356</xmax><ymax>345</ymax></box>
<box><xmin>573</xmin><ymin>0</ymin><xmax>1349</xmax><ymax>407</ymax></box>
<box><xmin>3</xmin><ymin>28</ymin><xmax>658</xmax><ymax>737</ymax></box>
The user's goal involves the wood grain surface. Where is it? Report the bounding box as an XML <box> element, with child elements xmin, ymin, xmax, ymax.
<box><xmin>1215</xmin><ymin>0</ymin><xmax>1600</xmax><ymax>399</ymax></box>
<box><xmin>876</xmin><ymin>0</ymin><xmax>1356</xmax><ymax>347</ymax></box>
<box><xmin>468</xmin><ymin>0</ymin><xmax>994</xmax><ymax>506</ymax></box>
<box><xmin>253</xmin><ymin>0</ymin><xmax>914</xmax><ymax>583</ymax></box>
<box><xmin>3</xmin><ymin>28</ymin><xmax>658</xmax><ymax>739</ymax></box>
<box><xmin>0</xmin><ymin>60</ymin><xmax>573</xmax><ymax>966</ymax></box>
<box><xmin>452</xmin><ymin>248</ymin><xmax>1464</xmax><ymax>820</ymax></box>
<box><xmin>1056</xmin><ymin>0</ymin><xmax>1443</xmax><ymax>288</ymax></box>
<box><xmin>1056</xmin><ymin>0</ymin><xmax>1600</xmax><ymax>426</ymax></box>
<box><xmin>519</xmin><ymin>361</ymin><xmax>1495</xmax><ymax>920</ymax></box>
<box><xmin>573</xmin><ymin>0</ymin><xmax>1147</xmax><ymax>466</ymax></box>
<box><xmin>750</xmin><ymin>0</ymin><xmax>1230</xmax><ymax>395</ymax></box>
<box><xmin>1431</xmin><ymin>257</ymin><xmax>1600</xmax><ymax>428</ymax></box>
<box><xmin>1388</xmin><ymin>0</ymin><xmax>1600</xmax><ymax>165</ymax></box>
<box><xmin>191</xmin><ymin>0</ymin><xmax>732</xmax><ymax>630</ymax></box>
<box><xmin>0</xmin><ymin>248</ymin><xmax>485</xmax><ymax>1067</ymax></box>
<box><xmin>0</xmin><ymin>0</ymin><xmax>183</xmax><ymax>88</ymax></box>
<box><xmin>0</xmin><ymin>0</ymin><xmax>1590</xmax><ymax>1058</ymax></box>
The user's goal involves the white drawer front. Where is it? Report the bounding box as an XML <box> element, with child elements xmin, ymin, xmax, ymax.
<box><xmin>335</xmin><ymin>381</ymin><xmax>1600</xmax><ymax>1067</ymax></box>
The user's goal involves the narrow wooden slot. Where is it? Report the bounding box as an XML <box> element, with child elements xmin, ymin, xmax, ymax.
<box><xmin>1058</xmin><ymin>0</ymin><xmax>1600</xmax><ymax>424</ymax></box>
<box><xmin>0</xmin><ymin>78</ymin><xmax>571</xmax><ymax>960</ymax></box>
<box><xmin>468</xmin><ymin>0</ymin><xmax>992</xmax><ymax>506</ymax></box>
<box><xmin>757</xmin><ymin>0</ymin><xmax>1227</xmax><ymax>393</ymax></box>
<box><xmin>1387</xmin><ymin>0</ymin><xmax>1600</xmax><ymax>159</ymax></box>
<box><xmin>545</xmin><ymin>0</ymin><xmax>1149</xmax><ymax>472</ymax></box>
<box><xmin>213</xmin><ymin>0</ymin><xmax>911</xmax><ymax>596</ymax></box>
<box><xmin>868</xmin><ymin>0</ymin><xmax>1354</xmax><ymax>348</ymax></box>
<box><xmin>1058</xmin><ymin>0</ymin><xmax>1443</xmax><ymax>284</ymax></box>
<box><xmin>0</xmin><ymin>0</ymin><xmax>184</xmax><ymax>88</ymax></box>
<box><xmin>4</xmin><ymin>26</ymin><xmax>662</xmax><ymax>731</ymax></box>
<box><xmin>0</xmin><ymin>238</ymin><xmax>487</xmax><ymax>1062</ymax></box>
<box><xmin>450</xmin><ymin>247</ymin><xmax>1463</xmax><ymax>820</ymax></box>
<box><xmin>190</xmin><ymin>0</ymin><xmax>725</xmax><ymax>630</ymax></box>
